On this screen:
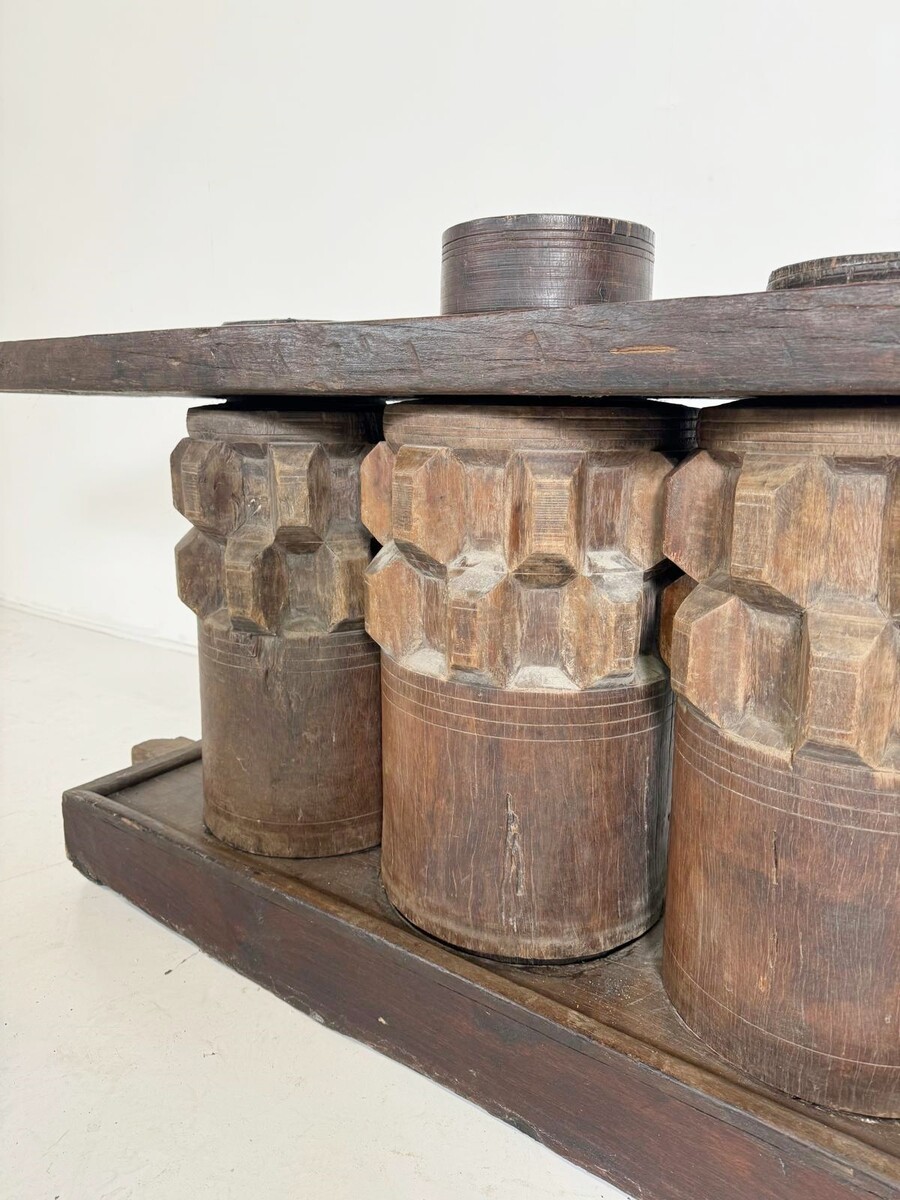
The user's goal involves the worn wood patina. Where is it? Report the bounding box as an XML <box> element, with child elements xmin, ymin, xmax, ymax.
<box><xmin>1</xmin><ymin>280</ymin><xmax>899</xmax><ymax>399</ymax></box>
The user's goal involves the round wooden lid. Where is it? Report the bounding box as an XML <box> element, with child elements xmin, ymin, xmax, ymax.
<box><xmin>441</xmin><ymin>213</ymin><xmax>654</xmax><ymax>314</ymax></box>
<box><xmin>767</xmin><ymin>252</ymin><xmax>900</xmax><ymax>291</ymax></box>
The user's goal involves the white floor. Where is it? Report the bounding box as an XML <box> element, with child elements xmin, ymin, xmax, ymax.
<box><xmin>1</xmin><ymin>606</ymin><xmax>628</xmax><ymax>1200</ymax></box>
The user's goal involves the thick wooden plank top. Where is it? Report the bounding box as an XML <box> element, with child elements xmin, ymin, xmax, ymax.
<box><xmin>3</xmin><ymin>281</ymin><xmax>899</xmax><ymax>399</ymax></box>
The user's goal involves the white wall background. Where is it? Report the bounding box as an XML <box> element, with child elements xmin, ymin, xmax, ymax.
<box><xmin>1</xmin><ymin>0</ymin><xmax>898</xmax><ymax>648</ymax></box>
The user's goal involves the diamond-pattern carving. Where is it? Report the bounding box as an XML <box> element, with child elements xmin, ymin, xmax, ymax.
<box><xmin>663</xmin><ymin>414</ymin><xmax>900</xmax><ymax>769</ymax></box>
<box><xmin>361</xmin><ymin>426</ymin><xmax>683</xmax><ymax>690</ymax></box>
<box><xmin>172</xmin><ymin>415</ymin><xmax>377</xmax><ymax>636</ymax></box>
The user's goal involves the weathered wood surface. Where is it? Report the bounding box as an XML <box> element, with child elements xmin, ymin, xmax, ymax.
<box><xmin>131</xmin><ymin>736</ymin><xmax>196</xmax><ymax>764</ymax></box>
<box><xmin>173</xmin><ymin>404</ymin><xmax>383</xmax><ymax>857</ymax></box>
<box><xmin>660</xmin><ymin>401</ymin><xmax>900</xmax><ymax>1116</ymax></box>
<box><xmin>441</xmin><ymin>213</ymin><xmax>654</xmax><ymax>313</ymax></box>
<box><xmin>769</xmin><ymin>251</ymin><xmax>900</xmax><ymax>291</ymax></box>
<box><xmin>362</xmin><ymin>402</ymin><xmax>690</xmax><ymax>960</ymax></box>
<box><xmin>2</xmin><ymin>281</ymin><xmax>899</xmax><ymax>399</ymax></box>
<box><xmin>62</xmin><ymin>750</ymin><xmax>900</xmax><ymax>1200</ymax></box>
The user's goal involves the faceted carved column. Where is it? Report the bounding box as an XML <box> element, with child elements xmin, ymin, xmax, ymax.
<box><xmin>361</xmin><ymin>402</ymin><xmax>694</xmax><ymax>960</ymax></box>
<box><xmin>172</xmin><ymin>404</ymin><xmax>383</xmax><ymax>857</ymax></box>
<box><xmin>660</xmin><ymin>253</ymin><xmax>900</xmax><ymax>1117</ymax></box>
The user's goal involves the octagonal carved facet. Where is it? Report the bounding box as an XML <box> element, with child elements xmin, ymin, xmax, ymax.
<box><xmin>171</xmin><ymin>438</ymin><xmax>245</xmax><ymax>538</ymax></box>
<box><xmin>360</xmin><ymin>403</ymin><xmax>694</xmax><ymax>690</ymax></box>
<box><xmin>663</xmin><ymin>450</ymin><xmax>736</xmax><ymax>583</ymax></box>
<box><xmin>392</xmin><ymin>445</ymin><xmax>466</xmax><ymax>576</ymax></box>
<box><xmin>360</xmin><ymin>440</ymin><xmax>395</xmax><ymax>547</ymax></box>
<box><xmin>446</xmin><ymin>556</ymin><xmax>513</xmax><ymax>683</ymax></box>
<box><xmin>270</xmin><ymin>442</ymin><xmax>331</xmax><ymax>551</ymax></box>
<box><xmin>175</xmin><ymin>529</ymin><xmax>224</xmax><ymax>619</ymax></box>
<box><xmin>507</xmin><ymin>451</ymin><xmax>584</xmax><ymax>586</ymax></box>
<box><xmin>366</xmin><ymin>544</ymin><xmax>429</xmax><ymax>663</ymax></box>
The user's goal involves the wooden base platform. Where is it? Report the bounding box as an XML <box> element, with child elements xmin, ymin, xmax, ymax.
<box><xmin>62</xmin><ymin>745</ymin><xmax>899</xmax><ymax>1200</ymax></box>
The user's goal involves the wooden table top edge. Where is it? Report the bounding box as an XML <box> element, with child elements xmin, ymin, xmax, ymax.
<box><xmin>5</xmin><ymin>279</ymin><xmax>899</xmax><ymax>400</ymax></box>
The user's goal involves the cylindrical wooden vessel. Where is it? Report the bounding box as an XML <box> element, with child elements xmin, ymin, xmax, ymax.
<box><xmin>768</xmin><ymin>250</ymin><xmax>900</xmax><ymax>291</ymax></box>
<box><xmin>361</xmin><ymin>401</ymin><xmax>694</xmax><ymax>960</ymax></box>
<box><xmin>660</xmin><ymin>254</ymin><xmax>900</xmax><ymax>1116</ymax></box>
<box><xmin>172</xmin><ymin>404</ymin><xmax>383</xmax><ymax>857</ymax></box>
<box><xmin>441</xmin><ymin>213</ymin><xmax>654</xmax><ymax>314</ymax></box>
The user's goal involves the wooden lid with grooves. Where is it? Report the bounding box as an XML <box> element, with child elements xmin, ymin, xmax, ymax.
<box><xmin>441</xmin><ymin>213</ymin><xmax>654</xmax><ymax>314</ymax></box>
<box><xmin>767</xmin><ymin>251</ymin><xmax>900</xmax><ymax>291</ymax></box>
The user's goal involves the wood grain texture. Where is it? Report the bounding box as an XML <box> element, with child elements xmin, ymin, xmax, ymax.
<box><xmin>665</xmin><ymin>701</ymin><xmax>899</xmax><ymax>1116</ymax></box>
<box><xmin>380</xmin><ymin>657</ymin><xmax>674</xmax><ymax>961</ymax></box>
<box><xmin>661</xmin><ymin>402</ymin><xmax>900</xmax><ymax>1116</ymax></box>
<box><xmin>361</xmin><ymin>403</ymin><xmax>691</xmax><ymax>960</ymax></box>
<box><xmin>61</xmin><ymin>751</ymin><xmax>900</xmax><ymax>1200</ymax></box>
<box><xmin>1</xmin><ymin>281</ymin><xmax>899</xmax><ymax>399</ymax></box>
<box><xmin>768</xmin><ymin>251</ymin><xmax>900</xmax><ymax>291</ymax></box>
<box><xmin>441</xmin><ymin>214</ymin><xmax>654</xmax><ymax>313</ymax></box>
<box><xmin>172</xmin><ymin>404</ymin><xmax>383</xmax><ymax>857</ymax></box>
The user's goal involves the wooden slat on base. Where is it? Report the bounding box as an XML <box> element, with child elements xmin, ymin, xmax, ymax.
<box><xmin>62</xmin><ymin>748</ymin><xmax>900</xmax><ymax>1200</ymax></box>
<box><xmin>4</xmin><ymin>280</ymin><xmax>900</xmax><ymax>399</ymax></box>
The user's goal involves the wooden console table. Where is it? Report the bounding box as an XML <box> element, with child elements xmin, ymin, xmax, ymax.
<box><xmin>2</xmin><ymin>281</ymin><xmax>898</xmax><ymax>1200</ymax></box>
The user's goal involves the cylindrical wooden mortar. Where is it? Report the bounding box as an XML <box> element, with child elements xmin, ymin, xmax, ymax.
<box><xmin>362</xmin><ymin>403</ymin><xmax>693</xmax><ymax>960</ymax></box>
<box><xmin>172</xmin><ymin>403</ymin><xmax>383</xmax><ymax>857</ymax></box>
<box><xmin>660</xmin><ymin>253</ymin><xmax>900</xmax><ymax>1116</ymax></box>
<box><xmin>441</xmin><ymin>214</ymin><xmax>655</xmax><ymax>314</ymax></box>
<box><xmin>767</xmin><ymin>250</ymin><xmax>900</xmax><ymax>291</ymax></box>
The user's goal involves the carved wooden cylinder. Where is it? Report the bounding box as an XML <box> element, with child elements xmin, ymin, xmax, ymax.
<box><xmin>768</xmin><ymin>250</ymin><xmax>900</xmax><ymax>291</ymax></box>
<box><xmin>661</xmin><ymin>262</ymin><xmax>900</xmax><ymax>1112</ymax></box>
<box><xmin>172</xmin><ymin>404</ymin><xmax>383</xmax><ymax>857</ymax></box>
<box><xmin>361</xmin><ymin>402</ymin><xmax>694</xmax><ymax>960</ymax></box>
<box><xmin>441</xmin><ymin>214</ymin><xmax>655</xmax><ymax>314</ymax></box>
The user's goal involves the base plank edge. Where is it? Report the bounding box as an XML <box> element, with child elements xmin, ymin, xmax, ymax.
<box><xmin>62</xmin><ymin>750</ymin><xmax>899</xmax><ymax>1200</ymax></box>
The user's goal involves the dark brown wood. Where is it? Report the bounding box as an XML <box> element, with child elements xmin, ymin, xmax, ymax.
<box><xmin>2</xmin><ymin>281</ymin><xmax>899</xmax><ymax>399</ymax></box>
<box><xmin>768</xmin><ymin>251</ymin><xmax>900</xmax><ymax>291</ymax></box>
<box><xmin>441</xmin><ymin>214</ymin><xmax>654</xmax><ymax>313</ymax></box>
<box><xmin>61</xmin><ymin>749</ymin><xmax>900</xmax><ymax>1200</ymax></box>
<box><xmin>361</xmin><ymin>403</ymin><xmax>692</xmax><ymax>960</ymax></box>
<box><xmin>172</xmin><ymin>404</ymin><xmax>383</xmax><ymax>857</ymax></box>
<box><xmin>660</xmin><ymin>399</ymin><xmax>900</xmax><ymax>1116</ymax></box>
<box><xmin>666</xmin><ymin>702</ymin><xmax>899</xmax><ymax>1116</ymax></box>
<box><xmin>379</xmin><ymin>658</ymin><xmax>674</xmax><ymax>961</ymax></box>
